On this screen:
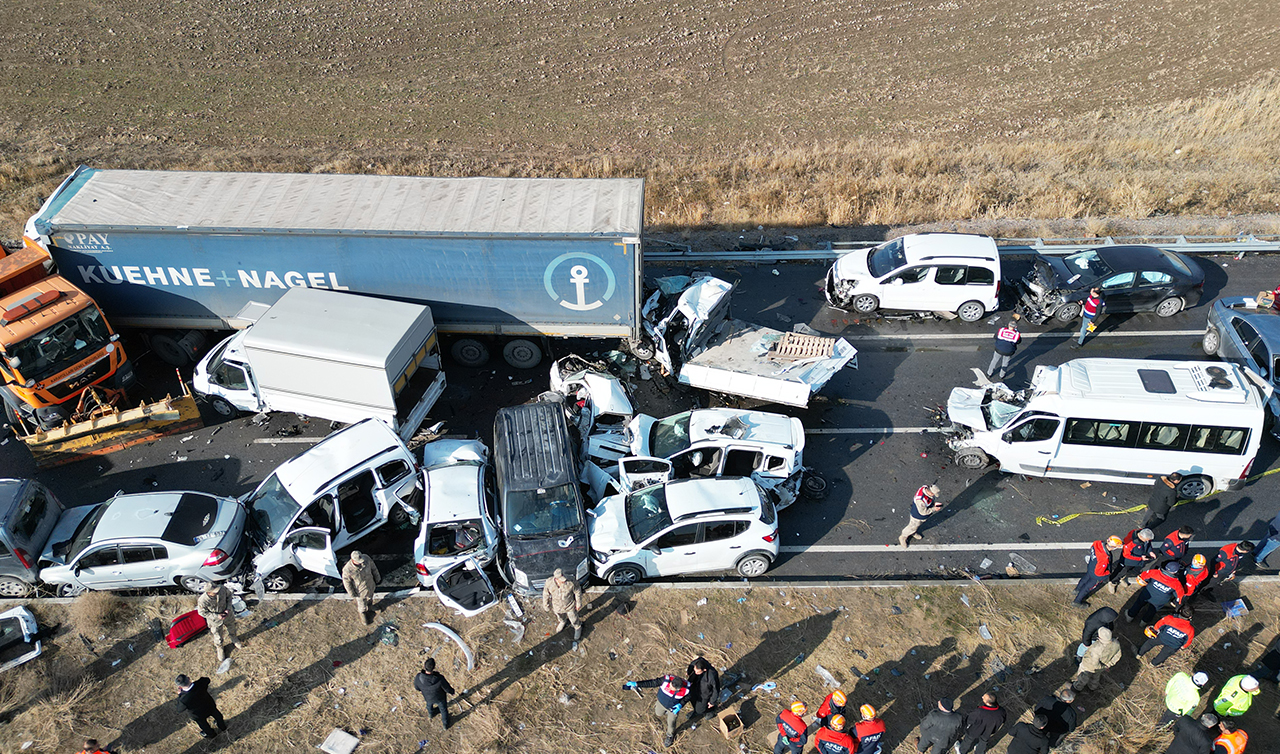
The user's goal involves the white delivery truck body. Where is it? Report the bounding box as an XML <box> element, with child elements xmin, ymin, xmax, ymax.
<box><xmin>194</xmin><ymin>287</ymin><xmax>446</xmax><ymax>440</ymax></box>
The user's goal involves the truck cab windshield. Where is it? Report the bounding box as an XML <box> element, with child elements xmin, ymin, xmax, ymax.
<box><xmin>242</xmin><ymin>474</ymin><xmax>301</xmax><ymax>546</ymax></box>
<box><xmin>7</xmin><ymin>306</ymin><xmax>111</xmax><ymax>382</ymax></box>
<box><xmin>867</xmin><ymin>238</ymin><xmax>907</xmax><ymax>278</ymax></box>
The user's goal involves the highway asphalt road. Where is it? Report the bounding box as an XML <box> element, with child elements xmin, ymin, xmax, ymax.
<box><xmin>8</xmin><ymin>249</ymin><xmax>1280</xmax><ymax>589</ymax></box>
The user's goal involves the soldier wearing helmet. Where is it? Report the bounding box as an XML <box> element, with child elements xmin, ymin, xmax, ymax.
<box><xmin>854</xmin><ymin>704</ymin><xmax>887</xmax><ymax>754</ymax></box>
<box><xmin>814</xmin><ymin>713</ymin><xmax>856</xmax><ymax>754</ymax></box>
<box><xmin>775</xmin><ymin>701</ymin><xmax>809</xmax><ymax>754</ymax></box>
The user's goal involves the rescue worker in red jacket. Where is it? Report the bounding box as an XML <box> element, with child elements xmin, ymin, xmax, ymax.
<box><xmin>814</xmin><ymin>713</ymin><xmax>857</xmax><ymax>754</ymax></box>
<box><xmin>1155</xmin><ymin>526</ymin><xmax>1195</xmax><ymax>567</ymax></box>
<box><xmin>854</xmin><ymin>704</ymin><xmax>887</xmax><ymax>754</ymax></box>
<box><xmin>1208</xmin><ymin>541</ymin><xmax>1254</xmax><ymax>590</ymax></box>
<box><xmin>776</xmin><ymin>701</ymin><xmax>809</xmax><ymax>754</ymax></box>
<box><xmin>810</xmin><ymin>689</ymin><xmax>848</xmax><ymax>733</ymax></box>
<box><xmin>1183</xmin><ymin>554</ymin><xmax>1211</xmax><ymax>604</ymax></box>
<box><xmin>1074</xmin><ymin>536</ymin><xmax>1123</xmax><ymax>606</ymax></box>
<box><xmin>1108</xmin><ymin>528</ymin><xmax>1157</xmax><ymax>592</ymax></box>
<box><xmin>1137</xmin><ymin>604</ymin><xmax>1196</xmax><ymax>666</ymax></box>
<box><xmin>625</xmin><ymin>673</ymin><xmax>690</xmax><ymax>748</ymax></box>
<box><xmin>1125</xmin><ymin>561</ymin><xmax>1187</xmax><ymax>625</ymax></box>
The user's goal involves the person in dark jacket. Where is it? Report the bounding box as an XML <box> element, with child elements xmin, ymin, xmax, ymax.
<box><xmin>915</xmin><ymin>697</ymin><xmax>963</xmax><ymax>754</ymax></box>
<box><xmin>1162</xmin><ymin>713</ymin><xmax>1219</xmax><ymax>754</ymax></box>
<box><xmin>958</xmin><ymin>692</ymin><xmax>1007</xmax><ymax>754</ymax></box>
<box><xmin>685</xmin><ymin>656</ymin><xmax>720</xmax><ymax>719</ymax></box>
<box><xmin>1143</xmin><ymin>474</ymin><xmax>1182</xmax><ymax>530</ymax></box>
<box><xmin>1034</xmin><ymin>686</ymin><xmax>1078</xmax><ymax>748</ymax></box>
<box><xmin>413</xmin><ymin>658</ymin><xmax>456</xmax><ymax>730</ymax></box>
<box><xmin>1006</xmin><ymin>713</ymin><xmax>1052</xmax><ymax>754</ymax></box>
<box><xmin>1080</xmin><ymin>606</ymin><xmax>1119</xmax><ymax>647</ymax></box>
<box><xmin>175</xmin><ymin>674</ymin><xmax>227</xmax><ymax>739</ymax></box>
<box><xmin>986</xmin><ymin>315</ymin><xmax>1021</xmax><ymax>381</ymax></box>
<box><xmin>1074</xmin><ymin>536</ymin><xmax>1123</xmax><ymax>606</ymax></box>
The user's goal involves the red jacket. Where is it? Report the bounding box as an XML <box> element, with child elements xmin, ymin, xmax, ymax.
<box><xmin>1213</xmin><ymin>543</ymin><xmax>1244</xmax><ymax>581</ymax></box>
<box><xmin>1121</xmin><ymin>529</ymin><xmax>1154</xmax><ymax>566</ymax></box>
<box><xmin>1158</xmin><ymin>534</ymin><xmax>1189</xmax><ymax>562</ymax></box>
<box><xmin>1087</xmin><ymin>540</ymin><xmax>1112</xmax><ymax>577</ymax></box>
<box><xmin>1139</xmin><ymin>568</ymin><xmax>1187</xmax><ymax>605</ymax></box>
<box><xmin>817</xmin><ymin>692</ymin><xmax>847</xmax><ymax>720</ymax></box>
<box><xmin>814</xmin><ymin>727</ymin><xmax>856</xmax><ymax>754</ymax></box>
<box><xmin>1184</xmin><ymin>566</ymin><xmax>1210</xmax><ymax>594</ymax></box>
<box><xmin>777</xmin><ymin>710</ymin><xmax>808</xmax><ymax>744</ymax></box>
<box><xmin>1154</xmin><ymin>615</ymin><xmax>1195</xmax><ymax>649</ymax></box>
<box><xmin>854</xmin><ymin>718</ymin><xmax>886</xmax><ymax>754</ymax></box>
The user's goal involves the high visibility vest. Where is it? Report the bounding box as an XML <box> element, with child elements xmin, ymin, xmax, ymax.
<box><xmin>1213</xmin><ymin>728</ymin><xmax>1248</xmax><ymax>754</ymax></box>
<box><xmin>1213</xmin><ymin>675</ymin><xmax>1259</xmax><ymax>717</ymax></box>
<box><xmin>854</xmin><ymin>718</ymin><xmax>886</xmax><ymax>754</ymax></box>
<box><xmin>1164</xmin><ymin>673</ymin><xmax>1201</xmax><ymax>715</ymax></box>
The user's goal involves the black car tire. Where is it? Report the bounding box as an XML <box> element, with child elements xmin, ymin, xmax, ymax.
<box><xmin>1155</xmin><ymin>296</ymin><xmax>1184</xmax><ymax>318</ymax></box>
<box><xmin>1202</xmin><ymin>327</ymin><xmax>1220</xmax><ymax>355</ymax></box>
<box><xmin>606</xmin><ymin>564</ymin><xmax>644</xmax><ymax>586</ymax></box>
<box><xmin>957</xmin><ymin>301</ymin><xmax>986</xmax><ymax>322</ymax></box>
<box><xmin>852</xmin><ymin>294</ymin><xmax>879</xmax><ymax>314</ymax></box>
<box><xmin>207</xmin><ymin>396</ymin><xmax>239</xmax><ymax>418</ymax></box>
<box><xmin>955</xmin><ymin>448</ymin><xmax>990</xmax><ymax>469</ymax></box>
<box><xmin>450</xmin><ymin>338</ymin><xmax>490</xmax><ymax>367</ymax></box>
<box><xmin>801</xmin><ymin>473</ymin><xmax>830</xmax><ymax>500</ymax></box>
<box><xmin>502</xmin><ymin>339</ymin><xmax>543</xmax><ymax>369</ymax></box>
<box><xmin>262</xmin><ymin>568</ymin><xmax>295</xmax><ymax>592</ymax></box>
<box><xmin>1054</xmin><ymin>303</ymin><xmax>1082</xmax><ymax>323</ymax></box>
<box><xmin>1175</xmin><ymin>475</ymin><xmax>1212</xmax><ymax>500</ymax></box>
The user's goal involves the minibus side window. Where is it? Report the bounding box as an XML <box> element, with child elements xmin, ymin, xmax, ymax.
<box><xmin>1063</xmin><ymin>419</ymin><xmax>1136</xmax><ymax>448</ymax></box>
<box><xmin>1188</xmin><ymin>426</ymin><xmax>1250</xmax><ymax>455</ymax></box>
<box><xmin>1136</xmin><ymin>423</ymin><xmax>1190</xmax><ymax>451</ymax></box>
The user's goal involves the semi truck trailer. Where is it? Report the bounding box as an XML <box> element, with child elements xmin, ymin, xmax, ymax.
<box><xmin>25</xmin><ymin>167</ymin><xmax>645</xmax><ymax>369</ymax></box>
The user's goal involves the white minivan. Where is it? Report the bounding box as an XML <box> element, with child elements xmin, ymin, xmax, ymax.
<box><xmin>945</xmin><ymin>359</ymin><xmax>1268</xmax><ymax>498</ymax></box>
<box><xmin>825</xmin><ymin>233</ymin><xmax>1002</xmax><ymax>321</ymax></box>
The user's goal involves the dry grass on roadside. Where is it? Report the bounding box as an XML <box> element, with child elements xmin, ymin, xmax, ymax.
<box><xmin>4</xmin><ymin>76</ymin><xmax>1280</xmax><ymax>238</ymax></box>
<box><xmin>68</xmin><ymin>591</ymin><xmax>132</xmax><ymax>637</ymax></box>
<box><xmin>1</xmin><ymin>583</ymin><xmax>1277</xmax><ymax>753</ymax></box>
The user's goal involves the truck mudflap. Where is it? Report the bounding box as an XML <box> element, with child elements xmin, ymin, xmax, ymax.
<box><xmin>10</xmin><ymin>379</ymin><xmax>203</xmax><ymax>468</ymax></box>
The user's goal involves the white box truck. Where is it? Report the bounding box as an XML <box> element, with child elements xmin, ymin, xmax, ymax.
<box><xmin>192</xmin><ymin>287</ymin><xmax>446</xmax><ymax>440</ymax></box>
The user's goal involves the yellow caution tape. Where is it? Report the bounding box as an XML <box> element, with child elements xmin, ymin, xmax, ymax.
<box><xmin>1034</xmin><ymin>465</ymin><xmax>1280</xmax><ymax>527</ymax></box>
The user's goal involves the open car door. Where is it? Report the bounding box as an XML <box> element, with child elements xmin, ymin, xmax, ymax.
<box><xmin>284</xmin><ymin>527</ymin><xmax>341</xmax><ymax>579</ymax></box>
<box><xmin>431</xmin><ymin>558</ymin><xmax>498</xmax><ymax>618</ymax></box>
<box><xmin>618</xmin><ymin>457</ymin><xmax>674</xmax><ymax>493</ymax></box>
<box><xmin>0</xmin><ymin>606</ymin><xmax>43</xmax><ymax>672</ymax></box>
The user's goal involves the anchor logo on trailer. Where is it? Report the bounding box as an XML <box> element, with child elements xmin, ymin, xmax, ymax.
<box><xmin>544</xmin><ymin>253</ymin><xmax>616</xmax><ymax>311</ymax></box>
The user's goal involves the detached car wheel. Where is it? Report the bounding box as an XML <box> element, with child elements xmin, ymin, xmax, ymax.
<box><xmin>736</xmin><ymin>554</ymin><xmax>771</xmax><ymax>578</ymax></box>
<box><xmin>1202</xmin><ymin>327</ymin><xmax>1221</xmax><ymax>355</ymax></box>
<box><xmin>852</xmin><ymin>294</ymin><xmax>879</xmax><ymax>314</ymax></box>
<box><xmin>1155</xmin><ymin>296</ymin><xmax>1184</xmax><ymax>318</ymax></box>
<box><xmin>606</xmin><ymin>564</ymin><xmax>644</xmax><ymax>586</ymax></box>
<box><xmin>1054</xmin><ymin>303</ymin><xmax>1081</xmax><ymax>323</ymax></box>
<box><xmin>801</xmin><ymin>473</ymin><xmax>830</xmax><ymax>500</ymax></box>
<box><xmin>955</xmin><ymin>448</ymin><xmax>990</xmax><ymax>469</ymax></box>
<box><xmin>957</xmin><ymin>301</ymin><xmax>986</xmax><ymax>322</ymax></box>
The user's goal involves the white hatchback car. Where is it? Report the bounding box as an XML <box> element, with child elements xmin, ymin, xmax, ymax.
<box><xmin>825</xmin><ymin>233</ymin><xmax>1002</xmax><ymax>321</ymax></box>
<box><xmin>587</xmin><ymin>477</ymin><xmax>779</xmax><ymax>585</ymax></box>
<box><xmin>413</xmin><ymin>439</ymin><xmax>500</xmax><ymax>586</ymax></box>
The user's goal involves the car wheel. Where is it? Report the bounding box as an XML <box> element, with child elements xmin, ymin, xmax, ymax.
<box><xmin>502</xmin><ymin>339</ymin><xmax>543</xmax><ymax>369</ymax></box>
<box><xmin>1202</xmin><ymin>326</ymin><xmax>1221</xmax><ymax>355</ymax></box>
<box><xmin>957</xmin><ymin>300</ymin><xmax>986</xmax><ymax>322</ymax></box>
<box><xmin>262</xmin><ymin>568</ymin><xmax>294</xmax><ymax>592</ymax></box>
<box><xmin>626</xmin><ymin>337</ymin><xmax>655</xmax><ymax>361</ymax></box>
<box><xmin>801</xmin><ymin>473</ymin><xmax>829</xmax><ymax>501</ymax></box>
<box><xmin>207</xmin><ymin>396</ymin><xmax>239</xmax><ymax>418</ymax></box>
<box><xmin>1054</xmin><ymin>303</ymin><xmax>1082</xmax><ymax>323</ymax></box>
<box><xmin>0</xmin><ymin>576</ymin><xmax>33</xmax><ymax>598</ymax></box>
<box><xmin>450</xmin><ymin>338</ymin><xmax>490</xmax><ymax>367</ymax></box>
<box><xmin>179</xmin><ymin>575</ymin><xmax>212</xmax><ymax>594</ymax></box>
<box><xmin>851</xmin><ymin>294</ymin><xmax>879</xmax><ymax>314</ymax></box>
<box><xmin>736</xmin><ymin>554</ymin><xmax>772</xmax><ymax>578</ymax></box>
<box><xmin>1175</xmin><ymin>475</ymin><xmax>1212</xmax><ymax>500</ymax></box>
<box><xmin>56</xmin><ymin>582</ymin><xmax>87</xmax><ymax>598</ymax></box>
<box><xmin>3</xmin><ymin>400</ymin><xmax>19</xmax><ymax>426</ymax></box>
<box><xmin>389</xmin><ymin>503</ymin><xmax>410</xmax><ymax>527</ymax></box>
<box><xmin>955</xmin><ymin>448</ymin><xmax>990</xmax><ymax>470</ymax></box>
<box><xmin>606</xmin><ymin>564</ymin><xmax>644</xmax><ymax>586</ymax></box>
<box><xmin>1155</xmin><ymin>296</ymin><xmax>1184</xmax><ymax>318</ymax></box>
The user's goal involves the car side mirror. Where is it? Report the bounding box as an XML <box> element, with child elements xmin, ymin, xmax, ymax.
<box><xmin>647</xmin><ymin>545</ymin><xmax>663</xmax><ymax>554</ymax></box>
<box><xmin>72</xmin><ymin>564</ymin><xmax>82</xmax><ymax>576</ymax></box>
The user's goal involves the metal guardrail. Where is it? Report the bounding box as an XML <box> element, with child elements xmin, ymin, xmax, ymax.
<box><xmin>645</xmin><ymin>234</ymin><xmax>1280</xmax><ymax>263</ymax></box>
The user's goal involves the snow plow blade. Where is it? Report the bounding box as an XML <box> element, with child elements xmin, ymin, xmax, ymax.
<box><xmin>18</xmin><ymin>392</ymin><xmax>204</xmax><ymax>468</ymax></box>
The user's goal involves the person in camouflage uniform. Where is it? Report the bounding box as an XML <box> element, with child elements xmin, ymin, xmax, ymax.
<box><xmin>542</xmin><ymin>567</ymin><xmax>584</xmax><ymax>640</ymax></box>
<box><xmin>196</xmin><ymin>581</ymin><xmax>242</xmax><ymax>663</ymax></box>
<box><xmin>341</xmin><ymin>550</ymin><xmax>380</xmax><ymax>625</ymax></box>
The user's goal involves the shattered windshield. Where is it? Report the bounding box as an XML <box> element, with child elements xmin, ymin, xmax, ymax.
<box><xmin>867</xmin><ymin>238</ymin><xmax>907</xmax><ymax>278</ymax></box>
<box><xmin>507</xmin><ymin>483</ymin><xmax>582</xmax><ymax>538</ymax></box>
<box><xmin>242</xmin><ymin>474</ymin><xmax>301</xmax><ymax>545</ymax></box>
<box><xmin>7</xmin><ymin>305</ymin><xmax>112</xmax><ymax>382</ymax></box>
<box><xmin>649</xmin><ymin>413</ymin><xmax>692</xmax><ymax>457</ymax></box>
<box><xmin>1059</xmin><ymin>250</ymin><xmax>1114</xmax><ymax>286</ymax></box>
<box><xmin>983</xmin><ymin>401</ymin><xmax>1024</xmax><ymax>430</ymax></box>
<box><xmin>624</xmin><ymin>485</ymin><xmax>673</xmax><ymax>543</ymax></box>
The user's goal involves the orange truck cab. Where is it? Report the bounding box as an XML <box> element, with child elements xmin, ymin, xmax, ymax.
<box><xmin>0</xmin><ymin>241</ymin><xmax>133</xmax><ymax>429</ymax></box>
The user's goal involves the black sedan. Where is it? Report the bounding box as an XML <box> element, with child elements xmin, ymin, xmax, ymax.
<box><xmin>1014</xmin><ymin>245</ymin><xmax>1205</xmax><ymax>324</ymax></box>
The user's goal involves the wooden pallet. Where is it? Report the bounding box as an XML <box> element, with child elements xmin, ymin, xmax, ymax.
<box><xmin>771</xmin><ymin>331</ymin><xmax>836</xmax><ymax>360</ymax></box>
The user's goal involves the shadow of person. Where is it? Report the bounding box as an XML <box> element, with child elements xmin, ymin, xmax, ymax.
<box><xmin>238</xmin><ymin>596</ymin><xmax>322</xmax><ymax>643</ymax></box>
<box><xmin>451</xmin><ymin>587</ymin><xmax>642</xmax><ymax>724</ymax></box>
<box><xmin>83</xmin><ymin>621</ymin><xmax>161</xmax><ymax>681</ymax></box>
<box><xmin>840</xmin><ymin>636</ymin><xmax>960</xmax><ymax>753</ymax></box>
<box><xmin>1194</xmin><ymin>620</ymin><xmax>1266</xmax><ymax>680</ymax></box>
<box><xmin>925</xmin><ymin>470</ymin><xmax>1006</xmax><ymax>530</ymax></box>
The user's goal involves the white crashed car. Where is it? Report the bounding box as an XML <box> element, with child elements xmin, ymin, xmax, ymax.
<box><xmin>588</xmin><ymin>409</ymin><xmax>808</xmax><ymax>509</ymax></box>
<box><xmin>413</xmin><ymin>439</ymin><xmax>500</xmax><ymax>587</ymax></box>
<box><xmin>587</xmin><ymin>477</ymin><xmax>779</xmax><ymax>585</ymax></box>
<box><xmin>548</xmin><ymin>355</ymin><xmax>635</xmax><ymax>441</ymax></box>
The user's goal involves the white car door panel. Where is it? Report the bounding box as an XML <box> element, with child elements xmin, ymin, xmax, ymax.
<box><xmin>287</xmin><ymin>527</ymin><xmax>340</xmax><ymax>579</ymax></box>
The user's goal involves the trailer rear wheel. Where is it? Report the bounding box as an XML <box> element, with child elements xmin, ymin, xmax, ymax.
<box><xmin>451</xmin><ymin>339</ymin><xmax>490</xmax><ymax>367</ymax></box>
<box><xmin>503</xmin><ymin>339</ymin><xmax>543</xmax><ymax>369</ymax></box>
<box><xmin>149</xmin><ymin>330</ymin><xmax>206</xmax><ymax>367</ymax></box>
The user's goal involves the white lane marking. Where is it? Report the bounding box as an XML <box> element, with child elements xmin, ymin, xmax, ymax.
<box><xmin>781</xmin><ymin>540</ymin><xmax>1238</xmax><ymax>553</ymax></box>
<box><xmin>856</xmin><ymin>330</ymin><xmax>1203</xmax><ymax>341</ymax></box>
<box><xmin>807</xmin><ymin>427</ymin><xmax>940</xmax><ymax>435</ymax></box>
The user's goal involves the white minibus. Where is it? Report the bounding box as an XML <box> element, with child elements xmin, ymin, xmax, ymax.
<box><xmin>945</xmin><ymin>359</ymin><xmax>1269</xmax><ymax>498</ymax></box>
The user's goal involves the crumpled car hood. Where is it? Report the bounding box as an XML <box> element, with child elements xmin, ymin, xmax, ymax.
<box><xmin>832</xmin><ymin>250</ymin><xmax>871</xmax><ymax>281</ymax></box>
<box><xmin>947</xmin><ymin>387</ymin><xmax>990</xmax><ymax>431</ymax></box>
